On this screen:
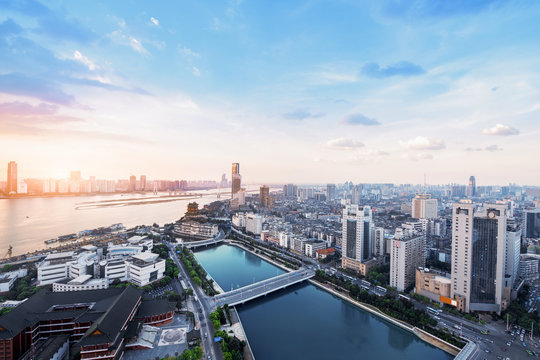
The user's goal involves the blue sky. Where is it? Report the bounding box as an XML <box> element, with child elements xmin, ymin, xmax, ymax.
<box><xmin>0</xmin><ymin>0</ymin><xmax>539</xmax><ymax>184</ymax></box>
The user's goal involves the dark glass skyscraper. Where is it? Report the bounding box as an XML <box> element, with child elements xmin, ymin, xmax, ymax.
<box><xmin>524</xmin><ymin>209</ymin><xmax>540</xmax><ymax>239</ymax></box>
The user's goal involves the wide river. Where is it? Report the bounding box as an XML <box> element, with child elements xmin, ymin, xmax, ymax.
<box><xmin>194</xmin><ymin>245</ymin><xmax>454</xmax><ymax>360</ymax></box>
<box><xmin>0</xmin><ymin>189</ymin><xmax>224</xmax><ymax>256</ymax></box>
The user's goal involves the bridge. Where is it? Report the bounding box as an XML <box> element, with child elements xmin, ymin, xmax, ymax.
<box><xmin>182</xmin><ymin>237</ymin><xmax>224</xmax><ymax>249</ymax></box>
<box><xmin>211</xmin><ymin>269</ymin><xmax>315</xmax><ymax>307</ymax></box>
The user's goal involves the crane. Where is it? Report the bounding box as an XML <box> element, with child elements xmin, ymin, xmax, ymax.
<box><xmin>3</xmin><ymin>245</ymin><xmax>12</xmax><ymax>260</ymax></box>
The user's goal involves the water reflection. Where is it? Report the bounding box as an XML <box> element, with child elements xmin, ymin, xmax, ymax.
<box><xmin>244</xmin><ymin>251</ymin><xmax>262</xmax><ymax>267</ymax></box>
<box><xmin>388</xmin><ymin>325</ymin><xmax>414</xmax><ymax>351</ymax></box>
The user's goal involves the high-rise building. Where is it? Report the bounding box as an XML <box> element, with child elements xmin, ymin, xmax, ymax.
<box><xmin>451</xmin><ymin>201</ymin><xmax>510</xmax><ymax>314</ymax></box>
<box><xmin>373</xmin><ymin>227</ymin><xmax>386</xmax><ymax>257</ymax></box>
<box><xmin>283</xmin><ymin>184</ymin><xmax>297</xmax><ymax>198</ymax></box>
<box><xmin>390</xmin><ymin>229</ymin><xmax>426</xmax><ymax>292</ymax></box>
<box><xmin>327</xmin><ymin>184</ymin><xmax>336</xmax><ymax>201</ymax></box>
<box><xmin>129</xmin><ymin>175</ymin><xmax>136</xmax><ymax>192</ymax></box>
<box><xmin>220</xmin><ymin>173</ymin><xmax>228</xmax><ymax>188</ymax></box>
<box><xmin>231</xmin><ymin>163</ymin><xmax>241</xmax><ymax>198</ymax></box>
<box><xmin>7</xmin><ymin>161</ymin><xmax>17</xmax><ymax>194</ymax></box>
<box><xmin>341</xmin><ymin>205</ymin><xmax>375</xmax><ymax>273</ymax></box>
<box><xmin>466</xmin><ymin>176</ymin><xmax>476</xmax><ymax>197</ymax></box>
<box><xmin>411</xmin><ymin>194</ymin><xmax>438</xmax><ymax>219</ymax></box>
<box><xmin>524</xmin><ymin>208</ymin><xmax>540</xmax><ymax>239</ymax></box>
<box><xmin>505</xmin><ymin>219</ymin><xmax>522</xmax><ymax>288</ymax></box>
<box><xmin>352</xmin><ymin>185</ymin><xmax>360</xmax><ymax>205</ymax></box>
<box><xmin>260</xmin><ymin>185</ymin><xmax>270</xmax><ymax>208</ymax></box>
<box><xmin>140</xmin><ymin>175</ymin><xmax>147</xmax><ymax>191</ymax></box>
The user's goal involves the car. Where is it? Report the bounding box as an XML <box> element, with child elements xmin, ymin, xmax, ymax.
<box><xmin>205</xmin><ymin>332</ymin><xmax>208</xmax><ymax>338</ymax></box>
<box><xmin>506</xmin><ymin>341</ymin><xmax>511</xmax><ymax>346</ymax></box>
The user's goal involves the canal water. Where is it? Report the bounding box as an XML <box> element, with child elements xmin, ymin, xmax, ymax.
<box><xmin>194</xmin><ymin>244</ymin><xmax>454</xmax><ymax>360</ymax></box>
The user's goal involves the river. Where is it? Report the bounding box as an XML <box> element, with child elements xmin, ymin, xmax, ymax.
<box><xmin>194</xmin><ymin>244</ymin><xmax>454</xmax><ymax>360</ymax></box>
<box><xmin>0</xmin><ymin>190</ymin><xmax>222</xmax><ymax>256</ymax></box>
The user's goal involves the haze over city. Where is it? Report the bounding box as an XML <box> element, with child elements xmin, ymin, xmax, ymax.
<box><xmin>1</xmin><ymin>1</ymin><xmax>539</xmax><ymax>184</ymax></box>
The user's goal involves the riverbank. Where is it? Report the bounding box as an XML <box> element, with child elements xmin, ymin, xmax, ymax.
<box><xmin>225</xmin><ymin>240</ymin><xmax>295</xmax><ymax>273</ymax></box>
<box><xmin>193</xmin><ymin>244</ymin><xmax>256</xmax><ymax>360</ymax></box>
<box><xmin>226</xmin><ymin>240</ymin><xmax>463</xmax><ymax>357</ymax></box>
<box><xmin>309</xmin><ymin>280</ymin><xmax>462</xmax><ymax>356</ymax></box>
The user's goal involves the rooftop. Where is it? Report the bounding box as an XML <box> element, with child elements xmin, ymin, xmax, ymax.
<box><xmin>131</xmin><ymin>252</ymin><xmax>159</xmax><ymax>263</ymax></box>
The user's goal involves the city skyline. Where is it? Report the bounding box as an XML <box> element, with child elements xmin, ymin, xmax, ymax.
<box><xmin>1</xmin><ymin>159</ymin><xmax>538</xmax><ymax>188</ymax></box>
<box><xmin>1</xmin><ymin>1</ymin><xmax>540</xmax><ymax>184</ymax></box>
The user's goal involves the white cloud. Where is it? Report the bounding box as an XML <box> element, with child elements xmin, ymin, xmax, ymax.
<box><xmin>400</xmin><ymin>153</ymin><xmax>434</xmax><ymax>161</ymax></box>
<box><xmin>108</xmin><ymin>31</ymin><xmax>150</xmax><ymax>55</ymax></box>
<box><xmin>192</xmin><ymin>67</ymin><xmax>201</xmax><ymax>77</ymax></box>
<box><xmin>326</xmin><ymin>137</ymin><xmax>364</xmax><ymax>150</ymax></box>
<box><xmin>178</xmin><ymin>46</ymin><xmax>201</xmax><ymax>59</ymax></box>
<box><xmin>482</xmin><ymin>124</ymin><xmax>519</xmax><ymax>136</ymax></box>
<box><xmin>72</xmin><ymin>50</ymin><xmax>97</xmax><ymax>71</ymax></box>
<box><xmin>129</xmin><ymin>37</ymin><xmax>149</xmax><ymax>54</ymax></box>
<box><xmin>150</xmin><ymin>17</ymin><xmax>159</xmax><ymax>26</ymax></box>
<box><xmin>400</xmin><ymin>136</ymin><xmax>445</xmax><ymax>150</ymax></box>
<box><xmin>485</xmin><ymin>144</ymin><xmax>503</xmax><ymax>152</ymax></box>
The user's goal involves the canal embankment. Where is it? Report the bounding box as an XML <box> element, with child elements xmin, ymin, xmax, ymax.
<box><xmin>195</xmin><ymin>244</ymin><xmax>257</xmax><ymax>360</ymax></box>
<box><xmin>225</xmin><ymin>240</ymin><xmax>463</xmax><ymax>357</ymax></box>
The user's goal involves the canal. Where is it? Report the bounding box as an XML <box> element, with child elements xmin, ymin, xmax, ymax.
<box><xmin>194</xmin><ymin>244</ymin><xmax>454</xmax><ymax>360</ymax></box>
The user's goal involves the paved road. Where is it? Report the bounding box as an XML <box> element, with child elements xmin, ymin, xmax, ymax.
<box><xmin>166</xmin><ymin>242</ymin><xmax>220</xmax><ymax>360</ymax></box>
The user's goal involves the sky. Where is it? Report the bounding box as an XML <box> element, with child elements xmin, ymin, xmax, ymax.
<box><xmin>0</xmin><ymin>0</ymin><xmax>539</xmax><ymax>185</ymax></box>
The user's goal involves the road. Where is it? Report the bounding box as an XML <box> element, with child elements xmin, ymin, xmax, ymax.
<box><xmin>166</xmin><ymin>241</ymin><xmax>220</xmax><ymax>360</ymax></box>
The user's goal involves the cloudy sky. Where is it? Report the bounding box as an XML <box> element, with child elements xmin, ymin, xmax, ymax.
<box><xmin>0</xmin><ymin>0</ymin><xmax>539</xmax><ymax>185</ymax></box>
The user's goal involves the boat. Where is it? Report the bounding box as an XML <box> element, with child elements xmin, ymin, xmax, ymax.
<box><xmin>44</xmin><ymin>239</ymin><xmax>57</xmax><ymax>245</ymax></box>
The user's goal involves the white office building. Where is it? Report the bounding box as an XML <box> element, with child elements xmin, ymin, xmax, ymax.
<box><xmin>451</xmin><ymin>201</ymin><xmax>510</xmax><ymax>314</ymax></box>
<box><xmin>37</xmin><ymin>252</ymin><xmax>75</xmax><ymax>285</ymax></box>
<box><xmin>411</xmin><ymin>194</ymin><xmax>438</xmax><ymax>219</ymax></box>
<box><xmin>245</xmin><ymin>214</ymin><xmax>263</xmax><ymax>235</ymax></box>
<box><xmin>128</xmin><ymin>253</ymin><xmax>166</xmax><ymax>287</ymax></box>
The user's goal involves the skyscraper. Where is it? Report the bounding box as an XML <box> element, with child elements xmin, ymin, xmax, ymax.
<box><xmin>283</xmin><ymin>184</ymin><xmax>297</xmax><ymax>198</ymax></box>
<box><xmin>129</xmin><ymin>175</ymin><xmax>137</xmax><ymax>192</ymax></box>
<box><xmin>327</xmin><ymin>184</ymin><xmax>336</xmax><ymax>201</ymax></box>
<box><xmin>451</xmin><ymin>201</ymin><xmax>510</xmax><ymax>314</ymax></box>
<box><xmin>7</xmin><ymin>161</ymin><xmax>17</xmax><ymax>194</ymax></box>
<box><xmin>231</xmin><ymin>163</ymin><xmax>241</xmax><ymax>198</ymax></box>
<box><xmin>523</xmin><ymin>208</ymin><xmax>540</xmax><ymax>239</ymax></box>
<box><xmin>466</xmin><ymin>176</ymin><xmax>476</xmax><ymax>197</ymax></box>
<box><xmin>342</xmin><ymin>205</ymin><xmax>375</xmax><ymax>274</ymax></box>
<box><xmin>140</xmin><ymin>175</ymin><xmax>147</xmax><ymax>191</ymax></box>
<box><xmin>259</xmin><ymin>185</ymin><xmax>270</xmax><ymax>208</ymax></box>
<box><xmin>411</xmin><ymin>194</ymin><xmax>438</xmax><ymax>219</ymax></box>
